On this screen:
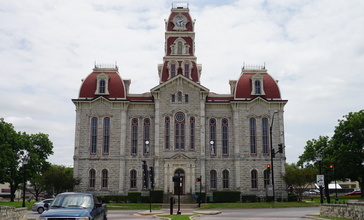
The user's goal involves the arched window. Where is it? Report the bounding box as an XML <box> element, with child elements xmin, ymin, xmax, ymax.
<box><xmin>165</xmin><ymin>117</ymin><xmax>170</xmax><ymax>150</ymax></box>
<box><xmin>223</xmin><ymin>170</ymin><xmax>229</xmax><ymax>189</ymax></box>
<box><xmin>143</xmin><ymin>118</ymin><xmax>150</xmax><ymax>155</ymax></box>
<box><xmin>101</xmin><ymin>169</ymin><xmax>108</xmax><ymax>188</ymax></box>
<box><xmin>222</xmin><ymin>118</ymin><xmax>228</xmax><ymax>155</ymax></box>
<box><xmin>89</xmin><ymin>169</ymin><xmax>96</xmax><ymax>188</ymax></box>
<box><xmin>210</xmin><ymin>118</ymin><xmax>216</xmax><ymax>155</ymax></box>
<box><xmin>177</xmin><ymin>91</ymin><xmax>182</xmax><ymax>102</ymax></box>
<box><xmin>250</xmin><ymin>118</ymin><xmax>256</xmax><ymax>154</ymax></box>
<box><xmin>184</xmin><ymin>63</ymin><xmax>190</xmax><ymax>78</ymax></box>
<box><xmin>177</xmin><ymin>41</ymin><xmax>183</xmax><ymax>54</ymax></box>
<box><xmin>90</xmin><ymin>117</ymin><xmax>98</xmax><ymax>154</ymax></box>
<box><xmin>251</xmin><ymin>170</ymin><xmax>258</xmax><ymax>189</ymax></box>
<box><xmin>131</xmin><ymin>118</ymin><xmax>138</xmax><ymax>155</ymax></box>
<box><xmin>130</xmin><ymin>169</ymin><xmax>137</xmax><ymax>189</ymax></box>
<box><xmin>190</xmin><ymin>117</ymin><xmax>195</xmax><ymax>150</ymax></box>
<box><xmin>175</xmin><ymin>112</ymin><xmax>185</xmax><ymax>150</ymax></box>
<box><xmin>210</xmin><ymin>170</ymin><xmax>217</xmax><ymax>189</ymax></box>
<box><xmin>262</xmin><ymin>118</ymin><xmax>269</xmax><ymax>154</ymax></box>
<box><xmin>103</xmin><ymin>117</ymin><xmax>110</xmax><ymax>154</ymax></box>
<box><xmin>255</xmin><ymin>80</ymin><xmax>261</xmax><ymax>94</ymax></box>
<box><xmin>264</xmin><ymin>169</ymin><xmax>270</xmax><ymax>188</ymax></box>
<box><xmin>171</xmin><ymin>63</ymin><xmax>176</xmax><ymax>78</ymax></box>
<box><xmin>99</xmin><ymin>79</ymin><xmax>106</xmax><ymax>93</ymax></box>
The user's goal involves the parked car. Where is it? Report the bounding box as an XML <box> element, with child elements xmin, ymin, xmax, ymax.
<box><xmin>345</xmin><ymin>191</ymin><xmax>361</xmax><ymax>196</ymax></box>
<box><xmin>32</xmin><ymin>198</ymin><xmax>54</xmax><ymax>214</ymax></box>
<box><xmin>303</xmin><ymin>189</ymin><xmax>320</xmax><ymax>195</ymax></box>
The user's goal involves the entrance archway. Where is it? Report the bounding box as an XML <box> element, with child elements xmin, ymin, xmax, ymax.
<box><xmin>174</xmin><ymin>169</ymin><xmax>185</xmax><ymax>195</ymax></box>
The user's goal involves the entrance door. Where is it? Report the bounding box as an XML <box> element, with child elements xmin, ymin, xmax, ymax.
<box><xmin>173</xmin><ymin>169</ymin><xmax>185</xmax><ymax>195</ymax></box>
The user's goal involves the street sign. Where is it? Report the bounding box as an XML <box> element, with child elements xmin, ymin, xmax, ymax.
<box><xmin>317</xmin><ymin>175</ymin><xmax>324</xmax><ymax>187</ymax></box>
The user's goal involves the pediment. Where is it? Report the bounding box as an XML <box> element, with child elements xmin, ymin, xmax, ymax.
<box><xmin>166</xmin><ymin>153</ymin><xmax>192</xmax><ymax>161</ymax></box>
<box><xmin>151</xmin><ymin>75</ymin><xmax>209</xmax><ymax>94</ymax></box>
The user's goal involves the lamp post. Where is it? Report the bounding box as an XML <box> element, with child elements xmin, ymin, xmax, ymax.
<box><xmin>316</xmin><ymin>153</ymin><xmax>324</xmax><ymax>204</ymax></box>
<box><xmin>269</xmin><ymin>110</ymin><xmax>278</xmax><ymax>202</ymax></box>
<box><xmin>210</xmin><ymin>140</ymin><xmax>215</xmax><ymax>155</ymax></box>
<box><xmin>21</xmin><ymin>154</ymin><xmax>30</xmax><ymax>207</ymax></box>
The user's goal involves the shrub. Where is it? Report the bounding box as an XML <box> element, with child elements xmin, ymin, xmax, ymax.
<box><xmin>150</xmin><ymin>190</ymin><xmax>164</xmax><ymax>203</ymax></box>
<box><xmin>213</xmin><ymin>191</ymin><xmax>240</xmax><ymax>203</ymax></box>
<box><xmin>288</xmin><ymin>192</ymin><xmax>298</xmax><ymax>202</ymax></box>
<box><xmin>128</xmin><ymin>192</ymin><xmax>141</xmax><ymax>203</ymax></box>
<box><xmin>241</xmin><ymin>195</ymin><xmax>257</xmax><ymax>203</ymax></box>
<box><xmin>195</xmin><ymin>192</ymin><xmax>206</xmax><ymax>203</ymax></box>
<box><xmin>103</xmin><ymin>195</ymin><xmax>128</xmax><ymax>203</ymax></box>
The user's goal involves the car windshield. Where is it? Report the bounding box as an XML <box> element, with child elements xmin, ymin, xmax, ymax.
<box><xmin>51</xmin><ymin>195</ymin><xmax>92</xmax><ymax>208</ymax></box>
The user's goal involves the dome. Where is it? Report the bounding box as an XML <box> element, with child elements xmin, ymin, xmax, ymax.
<box><xmin>78</xmin><ymin>67</ymin><xmax>126</xmax><ymax>99</ymax></box>
<box><xmin>234</xmin><ymin>70</ymin><xmax>281</xmax><ymax>99</ymax></box>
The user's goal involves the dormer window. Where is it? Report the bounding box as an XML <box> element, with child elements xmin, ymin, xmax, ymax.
<box><xmin>182</xmin><ymin>61</ymin><xmax>192</xmax><ymax>79</ymax></box>
<box><xmin>251</xmin><ymin>73</ymin><xmax>265</xmax><ymax>95</ymax></box>
<box><xmin>170</xmin><ymin>38</ymin><xmax>190</xmax><ymax>55</ymax></box>
<box><xmin>95</xmin><ymin>73</ymin><xmax>110</xmax><ymax>95</ymax></box>
<box><xmin>168</xmin><ymin>61</ymin><xmax>178</xmax><ymax>79</ymax></box>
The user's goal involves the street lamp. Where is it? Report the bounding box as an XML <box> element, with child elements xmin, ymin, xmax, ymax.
<box><xmin>20</xmin><ymin>153</ymin><xmax>30</xmax><ymax>207</ymax></box>
<box><xmin>210</xmin><ymin>140</ymin><xmax>215</xmax><ymax>155</ymax></box>
<box><xmin>269</xmin><ymin>110</ymin><xmax>278</xmax><ymax>202</ymax></box>
<box><xmin>316</xmin><ymin>153</ymin><xmax>324</xmax><ymax>204</ymax></box>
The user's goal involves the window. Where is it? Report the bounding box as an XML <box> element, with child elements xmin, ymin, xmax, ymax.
<box><xmin>250</xmin><ymin>118</ymin><xmax>256</xmax><ymax>154</ymax></box>
<box><xmin>177</xmin><ymin>91</ymin><xmax>182</xmax><ymax>102</ymax></box>
<box><xmin>223</xmin><ymin>170</ymin><xmax>229</xmax><ymax>189</ymax></box>
<box><xmin>101</xmin><ymin>169</ymin><xmax>108</xmax><ymax>188</ymax></box>
<box><xmin>131</xmin><ymin>118</ymin><xmax>138</xmax><ymax>155</ymax></box>
<box><xmin>171</xmin><ymin>94</ymin><xmax>175</xmax><ymax>102</ymax></box>
<box><xmin>89</xmin><ymin>169</ymin><xmax>96</xmax><ymax>188</ymax></box>
<box><xmin>177</xmin><ymin>41</ymin><xmax>182</xmax><ymax>55</ymax></box>
<box><xmin>175</xmin><ymin>112</ymin><xmax>185</xmax><ymax>150</ymax></box>
<box><xmin>165</xmin><ymin>117</ymin><xmax>170</xmax><ymax>150</ymax></box>
<box><xmin>255</xmin><ymin>80</ymin><xmax>261</xmax><ymax>94</ymax></box>
<box><xmin>130</xmin><ymin>170</ymin><xmax>137</xmax><ymax>189</ymax></box>
<box><xmin>222</xmin><ymin>118</ymin><xmax>228</xmax><ymax>155</ymax></box>
<box><xmin>190</xmin><ymin>117</ymin><xmax>195</xmax><ymax>150</ymax></box>
<box><xmin>264</xmin><ymin>169</ymin><xmax>270</xmax><ymax>188</ymax></box>
<box><xmin>185</xmin><ymin>94</ymin><xmax>189</xmax><ymax>103</ymax></box>
<box><xmin>171</xmin><ymin>64</ymin><xmax>176</xmax><ymax>78</ymax></box>
<box><xmin>251</xmin><ymin>170</ymin><xmax>258</xmax><ymax>189</ymax></box>
<box><xmin>210</xmin><ymin>170</ymin><xmax>217</xmax><ymax>189</ymax></box>
<box><xmin>103</xmin><ymin>117</ymin><xmax>110</xmax><ymax>154</ymax></box>
<box><xmin>262</xmin><ymin>118</ymin><xmax>269</xmax><ymax>154</ymax></box>
<box><xmin>210</xmin><ymin>118</ymin><xmax>216</xmax><ymax>155</ymax></box>
<box><xmin>184</xmin><ymin>64</ymin><xmax>190</xmax><ymax>78</ymax></box>
<box><xmin>91</xmin><ymin>117</ymin><xmax>98</xmax><ymax>154</ymax></box>
<box><xmin>99</xmin><ymin>80</ymin><xmax>106</xmax><ymax>93</ymax></box>
<box><xmin>143</xmin><ymin>118</ymin><xmax>150</xmax><ymax>155</ymax></box>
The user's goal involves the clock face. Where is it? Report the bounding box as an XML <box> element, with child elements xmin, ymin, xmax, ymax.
<box><xmin>174</xmin><ymin>16</ymin><xmax>186</xmax><ymax>27</ymax></box>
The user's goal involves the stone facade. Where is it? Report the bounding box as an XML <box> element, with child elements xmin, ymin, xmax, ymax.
<box><xmin>320</xmin><ymin>202</ymin><xmax>364</xmax><ymax>220</ymax></box>
<box><xmin>73</xmin><ymin>5</ymin><xmax>287</xmax><ymax>200</ymax></box>
<box><xmin>0</xmin><ymin>207</ymin><xmax>27</xmax><ymax>220</ymax></box>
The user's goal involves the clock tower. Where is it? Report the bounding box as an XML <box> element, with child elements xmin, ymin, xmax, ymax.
<box><xmin>158</xmin><ymin>3</ymin><xmax>202</xmax><ymax>84</ymax></box>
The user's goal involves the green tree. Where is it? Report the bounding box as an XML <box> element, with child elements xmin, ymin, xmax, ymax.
<box><xmin>43</xmin><ymin>165</ymin><xmax>80</xmax><ymax>195</ymax></box>
<box><xmin>329</xmin><ymin>110</ymin><xmax>364</xmax><ymax>197</ymax></box>
<box><xmin>283</xmin><ymin>163</ymin><xmax>317</xmax><ymax>200</ymax></box>
<box><xmin>0</xmin><ymin>118</ymin><xmax>53</xmax><ymax>201</ymax></box>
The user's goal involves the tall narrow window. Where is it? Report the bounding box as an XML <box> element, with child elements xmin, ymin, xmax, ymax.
<box><xmin>171</xmin><ymin>64</ymin><xmax>176</xmax><ymax>78</ymax></box>
<box><xmin>143</xmin><ymin>118</ymin><xmax>150</xmax><ymax>155</ymax></box>
<box><xmin>264</xmin><ymin>169</ymin><xmax>270</xmax><ymax>188</ymax></box>
<box><xmin>175</xmin><ymin>112</ymin><xmax>185</xmax><ymax>150</ymax></box>
<box><xmin>251</xmin><ymin>170</ymin><xmax>258</xmax><ymax>189</ymax></box>
<box><xmin>177</xmin><ymin>91</ymin><xmax>182</xmax><ymax>102</ymax></box>
<box><xmin>91</xmin><ymin>117</ymin><xmax>98</xmax><ymax>154</ymax></box>
<box><xmin>131</xmin><ymin>118</ymin><xmax>138</xmax><ymax>155</ymax></box>
<box><xmin>262</xmin><ymin>118</ymin><xmax>269</xmax><ymax>154</ymax></box>
<box><xmin>103</xmin><ymin>117</ymin><xmax>110</xmax><ymax>154</ymax></box>
<box><xmin>210</xmin><ymin>118</ymin><xmax>216</xmax><ymax>155</ymax></box>
<box><xmin>185</xmin><ymin>94</ymin><xmax>189</xmax><ymax>103</ymax></box>
<box><xmin>165</xmin><ymin>117</ymin><xmax>170</xmax><ymax>150</ymax></box>
<box><xmin>222</xmin><ymin>118</ymin><xmax>228</xmax><ymax>155</ymax></box>
<box><xmin>130</xmin><ymin>169</ymin><xmax>137</xmax><ymax>189</ymax></box>
<box><xmin>89</xmin><ymin>169</ymin><xmax>96</xmax><ymax>188</ymax></box>
<box><xmin>99</xmin><ymin>79</ymin><xmax>106</xmax><ymax>93</ymax></box>
<box><xmin>223</xmin><ymin>170</ymin><xmax>229</xmax><ymax>189</ymax></box>
<box><xmin>101</xmin><ymin>169</ymin><xmax>108</xmax><ymax>188</ymax></box>
<box><xmin>184</xmin><ymin>64</ymin><xmax>190</xmax><ymax>78</ymax></box>
<box><xmin>250</xmin><ymin>118</ymin><xmax>256</xmax><ymax>154</ymax></box>
<box><xmin>190</xmin><ymin>117</ymin><xmax>195</xmax><ymax>150</ymax></box>
<box><xmin>171</xmin><ymin>94</ymin><xmax>175</xmax><ymax>102</ymax></box>
<box><xmin>177</xmin><ymin>41</ymin><xmax>182</xmax><ymax>54</ymax></box>
<box><xmin>255</xmin><ymin>80</ymin><xmax>261</xmax><ymax>94</ymax></box>
<box><xmin>210</xmin><ymin>170</ymin><xmax>217</xmax><ymax>189</ymax></box>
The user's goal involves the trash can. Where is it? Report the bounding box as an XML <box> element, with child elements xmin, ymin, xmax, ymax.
<box><xmin>208</xmin><ymin>196</ymin><xmax>214</xmax><ymax>203</ymax></box>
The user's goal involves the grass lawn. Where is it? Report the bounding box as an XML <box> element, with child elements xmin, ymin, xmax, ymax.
<box><xmin>107</xmin><ymin>203</ymin><xmax>162</xmax><ymax>210</ymax></box>
<box><xmin>158</xmin><ymin>214</ymin><xmax>195</xmax><ymax>220</ymax></box>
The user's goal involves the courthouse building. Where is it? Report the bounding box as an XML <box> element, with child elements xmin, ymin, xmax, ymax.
<box><xmin>73</xmin><ymin>4</ymin><xmax>288</xmax><ymax>200</ymax></box>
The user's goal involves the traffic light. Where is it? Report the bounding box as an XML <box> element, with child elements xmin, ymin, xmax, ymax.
<box><xmin>266</xmin><ymin>164</ymin><xmax>271</xmax><ymax>171</ymax></box>
<box><xmin>196</xmin><ymin>177</ymin><xmax>201</xmax><ymax>182</ymax></box>
<box><xmin>278</xmin><ymin>143</ymin><xmax>283</xmax><ymax>153</ymax></box>
<box><xmin>149</xmin><ymin>166</ymin><xmax>154</xmax><ymax>189</ymax></box>
<box><xmin>329</xmin><ymin>164</ymin><xmax>334</xmax><ymax>169</ymax></box>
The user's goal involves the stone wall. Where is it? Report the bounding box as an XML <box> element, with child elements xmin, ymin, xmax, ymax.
<box><xmin>0</xmin><ymin>206</ymin><xmax>27</xmax><ymax>220</ymax></box>
<box><xmin>320</xmin><ymin>201</ymin><xmax>364</xmax><ymax>220</ymax></box>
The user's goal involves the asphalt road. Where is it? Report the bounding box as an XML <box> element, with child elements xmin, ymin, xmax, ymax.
<box><xmin>28</xmin><ymin>207</ymin><xmax>320</xmax><ymax>220</ymax></box>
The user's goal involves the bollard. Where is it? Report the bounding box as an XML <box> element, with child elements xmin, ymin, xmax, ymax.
<box><xmin>170</xmin><ymin>197</ymin><xmax>174</xmax><ymax>215</ymax></box>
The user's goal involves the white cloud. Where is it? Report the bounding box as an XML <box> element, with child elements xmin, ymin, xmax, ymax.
<box><xmin>1</xmin><ymin>0</ymin><xmax>363</xmax><ymax>166</ymax></box>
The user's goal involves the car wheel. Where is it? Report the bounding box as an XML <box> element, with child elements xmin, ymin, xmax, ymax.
<box><xmin>38</xmin><ymin>207</ymin><xmax>44</xmax><ymax>214</ymax></box>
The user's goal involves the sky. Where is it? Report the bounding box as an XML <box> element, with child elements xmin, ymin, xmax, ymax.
<box><xmin>1</xmin><ymin>0</ymin><xmax>363</xmax><ymax>166</ymax></box>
